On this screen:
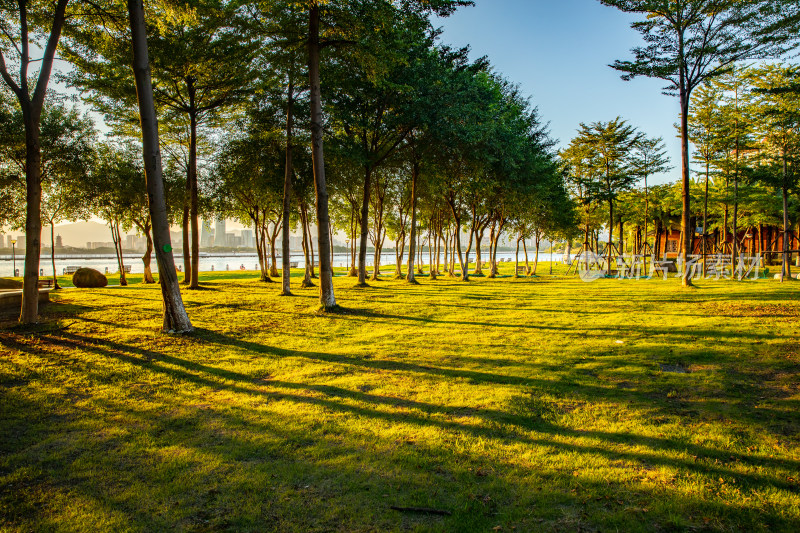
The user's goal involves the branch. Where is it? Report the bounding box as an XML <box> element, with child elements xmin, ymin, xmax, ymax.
<box><xmin>31</xmin><ymin>0</ymin><xmax>71</xmax><ymax>111</ymax></box>
<box><xmin>0</xmin><ymin>49</ymin><xmax>23</xmax><ymax>97</ymax></box>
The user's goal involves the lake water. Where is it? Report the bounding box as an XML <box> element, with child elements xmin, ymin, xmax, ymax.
<box><xmin>0</xmin><ymin>250</ymin><xmax>558</xmax><ymax>277</ymax></box>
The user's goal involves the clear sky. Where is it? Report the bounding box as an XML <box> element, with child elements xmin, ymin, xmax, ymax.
<box><xmin>434</xmin><ymin>0</ymin><xmax>681</xmax><ymax>184</ymax></box>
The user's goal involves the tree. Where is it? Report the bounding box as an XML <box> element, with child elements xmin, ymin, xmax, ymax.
<box><xmin>126</xmin><ymin>0</ymin><xmax>192</xmax><ymax>333</ymax></box>
<box><xmin>0</xmin><ymin>99</ymin><xmax>95</xmax><ymax>287</ymax></box>
<box><xmin>0</xmin><ymin>0</ymin><xmax>71</xmax><ymax>322</ymax></box>
<box><xmin>67</xmin><ymin>0</ymin><xmax>259</xmax><ymax>290</ymax></box>
<box><xmin>688</xmin><ymin>83</ymin><xmax>724</xmax><ymax>271</ymax></box>
<box><xmin>213</xmin><ymin>124</ymin><xmax>284</xmax><ymax>283</ymax></box>
<box><xmin>631</xmin><ymin>136</ymin><xmax>670</xmax><ymax>257</ymax></box>
<box><xmin>571</xmin><ymin>118</ymin><xmax>641</xmax><ymax>274</ymax></box>
<box><xmin>600</xmin><ymin>0</ymin><xmax>789</xmax><ymax>286</ymax></box>
<box><xmin>303</xmin><ymin>0</ymin><xmax>471</xmax><ymax>306</ymax></box>
<box><xmin>748</xmin><ymin>63</ymin><xmax>800</xmax><ymax>281</ymax></box>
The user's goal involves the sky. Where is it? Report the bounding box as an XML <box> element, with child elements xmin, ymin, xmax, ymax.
<box><xmin>434</xmin><ymin>0</ymin><xmax>681</xmax><ymax>184</ymax></box>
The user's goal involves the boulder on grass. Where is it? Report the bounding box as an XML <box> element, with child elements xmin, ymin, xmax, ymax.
<box><xmin>72</xmin><ymin>268</ymin><xmax>108</xmax><ymax>288</ymax></box>
<box><xmin>0</xmin><ymin>278</ymin><xmax>23</xmax><ymax>290</ymax></box>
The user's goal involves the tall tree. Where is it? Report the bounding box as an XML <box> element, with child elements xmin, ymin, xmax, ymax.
<box><xmin>600</xmin><ymin>0</ymin><xmax>789</xmax><ymax>286</ymax></box>
<box><xmin>0</xmin><ymin>0</ymin><xmax>70</xmax><ymax>322</ymax></box>
<box><xmin>0</xmin><ymin>99</ymin><xmax>96</xmax><ymax>287</ymax></box>
<box><xmin>572</xmin><ymin>118</ymin><xmax>641</xmax><ymax>274</ymax></box>
<box><xmin>631</xmin><ymin>135</ymin><xmax>671</xmax><ymax>257</ymax></box>
<box><xmin>749</xmin><ymin>64</ymin><xmax>800</xmax><ymax>281</ymax></box>
<box><xmin>67</xmin><ymin>0</ymin><xmax>259</xmax><ymax>290</ymax></box>
<box><xmin>127</xmin><ymin>0</ymin><xmax>192</xmax><ymax>332</ymax></box>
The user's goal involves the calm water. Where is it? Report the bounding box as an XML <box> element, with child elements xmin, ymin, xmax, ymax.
<box><xmin>0</xmin><ymin>250</ymin><xmax>555</xmax><ymax>277</ymax></box>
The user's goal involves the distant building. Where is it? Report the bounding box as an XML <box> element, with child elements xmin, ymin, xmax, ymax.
<box><xmin>125</xmin><ymin>234</ymin><xmax>146</xmax><ymax>252</ymax></box>
<box><xmin>200</xmin><ymin>221</ymin><xmax>214</xmax><ymax>248</ymax></box>
<box><xmin>55</xmin><ymin>235</ymin><xmax>63</xmax><ymax>248</ymax></box>
<box><xmin>170</xmin><ymin>231</ymin><xmax>183</xmax><ymax>247</ymax></box>
<box><xmin>241</xmin><ymin>229</ymin><xmax>254</xmax><ymax>248</ymax></box>
<box><xmin>215</xmin><ymin>219</ymin><xmax>226</xmax><ymax>246</ymax></box>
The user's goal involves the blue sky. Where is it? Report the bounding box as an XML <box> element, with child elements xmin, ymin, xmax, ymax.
<box><xmin>435</xmin><ymin>0</ymin><xmax>681</xmax><ymax>184</ymax></box>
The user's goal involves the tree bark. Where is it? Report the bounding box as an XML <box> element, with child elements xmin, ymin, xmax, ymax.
<box><xmin>142</xmin><ymin>221</ymin><xmax>155</xmax><ymax>283</ymax></box>
<box><xmin>357</xmin><ymin>165</ymin><xmax>372</xmax><ymax>286</ymax></box>
<box><xmin>406</xmin><ymin>159</ymin><xmax>419</xmax><ymax>284</ymax></box>
<box><xmin>307</xmin><ymin>4</ymin><xmax>337</xmax><ymax>309</ymax></box>
<box><xmin>299</xmin><ymin>203</ymin><xmax>314</xmax><ymax>288</ymax></box>
<box><xmin>50</xmin><ymin>224</ymin><xmax>60</xmax><ymax>289</ymax></box>
<box><xmin>182</xmin><ymin>199</ymin><xmax>191</xmax><ymax>283</ymax></box>
<box><xmin>522</xmin><ymin>237</ymin><xmax>530</xmax><ymax>275</ymax></box>
<box><xmin>473</xmin><ymin>227</ymin><xmax>484</xmax><ymax>275</ymax></box>
<box><xmin>679</xmin><ymin>56</ymin><xmax>693</xmax><ymax>287</ymax></box>
<box><xmin>782</xmin><ymin>187</ymin><xmax>790</xmax><ymax>281</ymax></box>
<box><xmin>5</xmin><ymin>0</ymin><xmax>70</xmax><ymax>323</ymax></box>
<box><xmin>269</xmin><ymin>221</ymin><xmax>280</xmax><ymax>278</ymax></box>
<box><xmin>187</xmin><ymin>82</ymin><xmax>200</xmax><ymax>289</ymax></box>
<box><xmin>128</xmin><ymin>0</ymin><xmax>192</xmax><ymax>332</ymax></box>
<box><xmin>281</xmin><ymin>81</ymin><xmax>294</xmax><ymax>295</ymax></box>
<box><xmin>607</xmin><ymin>198</ymin><xmax>614</xmax><ymax>276</ymax></box>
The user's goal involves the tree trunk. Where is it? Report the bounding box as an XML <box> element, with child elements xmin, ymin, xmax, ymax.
<box><xmin>453</xmin><ymin>219</ymin><xmax>465</xmax><ymax>278</ymax></box>
<box><xmin>442</xmin><ymin>225</ymin><xmax>450</xmax><ymax>270</ymax></box>
<box><xmin>473</xmin><ymin>227</ymin><xmax>484</xmax><ymax>275</ymax></box>
<box><xmin>19</xmin><ymin>108</ymin><xmax>44</xmax><ymax>322</ymax></box>
<box><xmin>182</xmin><ymin>199</ymin><xmax>190</xmax><ymax>283</ymax></box>
<box><xmin>522</xmin><ymin>238</ymin><xmax>530</xmax><ymax>275</ymax></box>
<box><xmin>461</xmin><ymin>225</ymin><xmax>473</xmax><ymax>282</ymax></box>
<box><xmin>308</xmin><ymin>215</ymin><xmax>317</xmax><ymax>278</ymax></box>
<box><xmin>514</xmin><ymin>237</ymin><xmax>520</xmax><ymax>278</ymax></box>
<box><xmin>12</xmin><ymin>0</ymin><xmax>69</xmax><ymax>324</ymax></box>
<box><xmin>357</xmin><ymin>163</ymin><xmax>373</xmax><ymax>285</ymax></box>
<box><xmin>269</xmin><ymin>221</ymin><xmax>280</xmax><ymax>278</ymax></box>
<box><xmin>281</xmin><ymin>82</ymin><xmax>294</xmax><ymax>296</ymax></box>
<box><xmin>186</xmin><ymin>77</ymin><xmax>201</xmax><ymax>289</ymax></box>
<box><xmin>116</xmin><ymin>223</ymin><xmax>127</xmax><ymax>286</ymax></box>
<box><xmin>703</xmin><ymin>160</ymin><xmax>709</xmax><ymax>277</ymax></box>
<box><xmin>300</xmin><ymin>204</ymin><xmax>314</xmax><ymax>288</ymax></box>
<box><xmin>307</xmin><ymin>3</ymin><xmax>335</xmax><ymax>308</ymax></box>
<box><xmin>732</xmin><ymin>174</ymin><xmax>739</xmax><ymax>269</ymax></box>
<box><xmin>533</xmin><ymin>234</ymin><xmax>540</xmax><ymax>276</ymax></box>
<box><xmin>607</xmin><ymin>198</ymin><xmax>614</xmax><ymax>275</ymax></box>
<box><xmin>128</xmin><ymin>0</ymin><xmax>192</xmax><ymax>332</ymax></box>
<box><xmin>50</xmin><ymin>223</ymin><xmax>60</xmax><ymax>289</ymax></box>
<box><xmin>781</xmin><ymin>182</ymin><xmax>792</xmax><ymax>282</ymax></box>
<box><xmin>260</xmin><ymin>221</ymin><xmax>273</xmax><ymax>282</ymax></box>
<box><xmin>427</xmin><ymin>229</ymin><xmax>436</xmax><ymax>279</ymax></box>
<box><xmin>679</xmin><ymin>83</ymin><xmax>693</xmax><ymax>287</ymax></box>
<box><xmin>142</xmin><ymin>222</ymin><xmax>155</xmax><ymax>284</ymax></box>
<box><xmin>406</xmin><ymin>159</ymin><xmax>419</xmax><ymax>284</ymax></box>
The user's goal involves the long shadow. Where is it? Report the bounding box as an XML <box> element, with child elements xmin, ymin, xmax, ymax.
<box><xmin>14</xmin><ymin>329</ymin><xmax>797</xmax><ymax>489</ymax></box>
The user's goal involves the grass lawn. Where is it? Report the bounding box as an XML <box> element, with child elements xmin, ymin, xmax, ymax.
<box><xmin>1</xmin><ymin>265</ymin><xmax>799</xmax><ymax>532</ymax></box>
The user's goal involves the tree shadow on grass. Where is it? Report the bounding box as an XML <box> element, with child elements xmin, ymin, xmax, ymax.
<box><xmin>13</xmin><ymin>329</ymin><xmax>797</xmax><ymax>481</ymax></box>
<box><xmin>4</xmin><ymin>328</ymin><xmax>799</xmax><ymax>531</ymax></box>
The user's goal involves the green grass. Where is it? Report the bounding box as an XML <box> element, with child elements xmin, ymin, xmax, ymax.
<box><xmin>1</xmin><ymin>265</ymin><xmax>799</xmax><ymax>532</ymax></box>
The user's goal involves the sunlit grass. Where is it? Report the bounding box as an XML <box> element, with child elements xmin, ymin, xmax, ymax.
<box><xmin>1</xmin><ymin>264</ymin><xmax>799</xmax><ymax>532</ymax></box>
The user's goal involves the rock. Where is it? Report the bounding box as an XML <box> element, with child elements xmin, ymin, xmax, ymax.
<box><xmin>72</xmin><ymin>268</ymin><xmax>108</xmax><ymax>288</ymax></box>
<box><xmin>0</xmin><ymin>278</ymin><xmax>23</xmax><ymax>290</ymax></box>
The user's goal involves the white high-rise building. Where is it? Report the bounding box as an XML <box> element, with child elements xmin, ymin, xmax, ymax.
<box><xmin>241</xmin><ymin>229</ymin><xmax>254</xmax><ymax>248</ymax></box>
<box><xmin>200</xmin><ymin>221</ymin><xmax>214</xmax><ymax>248</ymax></box>
<box><xmin>214</xmin><ymin>219</ymin><xmax>226</xmax><ymax>247</ymax></box>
